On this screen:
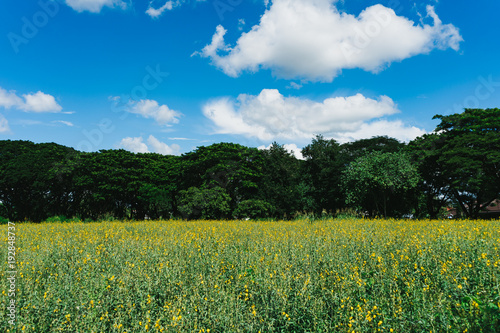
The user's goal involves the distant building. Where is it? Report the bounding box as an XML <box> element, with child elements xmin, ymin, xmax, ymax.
<box><xmin>480</xmin><ymin>199</ymin><xmax>500</xmax><ymax>219</ymax></box>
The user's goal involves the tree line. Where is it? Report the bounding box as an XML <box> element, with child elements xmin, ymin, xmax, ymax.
<box><xmin>0</xmin><ymin>108</ymin><xmax>498</xmax><ymax>222</ymax></box>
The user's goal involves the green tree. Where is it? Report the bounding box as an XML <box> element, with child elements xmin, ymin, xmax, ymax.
<box><xmin>410</xmin><ymin>108</ymin><xmax>500</xmax><ymax>218</ymax></box>
<box><xmin>259</xmin><ymin>142</ymin><xmax>301</xmax><ymax>218</ymax></box>
<box><xmin>342</xmin><ymin>151</ymin><xmax>420</xmax><ymax>217</ymax></box>
<box><xmin>178</xmin><ymin>186</ymin><xmax>231</xmax><ymax>220</ymax></box>
<box><xmin>233</xmin><ymin>199</ymin><xmax>273</xmax><ymax>219</ymax></box>
<box><xmin>301</xmin><ymin>135</ymin><xmax>343</xmax><ymax>215</ymax></box>
<box><xmin>135</xmin><ymin>153</ymin><xmax>181</xmax><ymax>219</ymax></box>
<box><xmin>407</xmin><ymin>134</ymin><xmax>453</xmax><ymax>218</ymax></box>
<box><xmin>72</xmin><ymin>150</ymin><xmax>181</xmax><ymax>220</ymax></box>
<box><xmin>0</xmin><ymin>140</ymin><xmax>78</xmax><ymax>221</ymax></box>
<box><xmin>72</xmin><ymin>150</ymin><xmax>136</xmax><ymax>219</ymax></box>
<box><xmin>339</xmin><ymin>136</ymin><xmax>405</xmax><ymax>165</ymax></box>
<box><xmin>180</xmin><ymin>143</ymin><xmax>264</xmax><ymax>212</ymax></box>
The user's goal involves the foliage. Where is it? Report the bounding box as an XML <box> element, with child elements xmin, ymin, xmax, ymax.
<box><xmin>0</xmin><ymin>140</ymin><xmax>78</xmax><ymax>222</ymax></box>
<box><xmin>177</xmin><ymin>186</ymin><xmax>231</xmax><ymax>220</ymax></box>
<box><xmin>180</xmin><ymin>143</ymin><xmax>264</xmax><ymax>212</ymax></box>
<box><xmin>339</xmin><ymin>135</ymin><xmax>405</xmax><ymax>165</ymax></box>
<box><xmin>134</xmin><ymin>153</ymin><xmax>180</xmax><ymax>219</ymax></box>
<box><xmin>0</xmin><ymin>109</ymin><xmax>498</xmax><ymax>221</ymax></box>
<box><xmin>409</xmin><ymin>108</ymin><xmax>500</xmax><ymax>218</ymax></box>
<box><xmin>259</xmin><ymin>142</ymin><xmax>302</xmax><ymax>218</ymax></box>
<box><xmin>44</xmin><ymin>216</ymin><xmax>70</xmax><ymax>223</ymax></box>
<box><xmin>2</xmin><ymin>219</ymin><xmax>499</xmax><ymax>332</ymax></box>
<box><xmin>72</xmin><ymin>150</ymin><xmax>180</xmax><ymax>220</ymax></box>
<box><xmin>233</xmin><ymin>199</ymin><xmax>273</xmax><ymax>219</ymax></box>
<box><xmin>407</xmin><ymin>133</ymin><xmax>454</xmax><ymax>218</ymax></box>
<box><xmin>301</xmin><ymin>135</ymin><xmax>344</xmax><ymax>215</ymax></box>
<box><xmin>334</xmin><ymin>208</ymin><xmax>364</xmax><ymax>220</ymax></box>
<box><xmin>342</xmin><ymin>151</ymin><xmax>420</xmax><ymax>217</ymax></box>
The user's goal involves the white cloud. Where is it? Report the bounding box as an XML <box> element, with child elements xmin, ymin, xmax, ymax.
<box><xmin>283</xmin><ymin>143</ymin><xmax>303</xmax><ymax>159</ymax></box>
<box><xmin>147</xmin><ymin>135</ymin><xmax>180</xmax><ymax>155</ymax></box>
<box><xmin>203</xmin><ymin>89</ymin><xmax>426</xmax><ymax>143</ymax></box>
<box><xmin>119</xmin><ymin>135</ymin><xmax>181</xmax><ymax>155</ymax></box>
<box><xmin>64</xmin><ymin>0</ymin><xmax>128</xmax><ymax>13</ymax></box>
<box><xmin>168</xmin><ymin>137</ymin><xmax>196</xmax><ymax>141</ymax></box>
<box><xmin>123</xmin><ymin>99</ymin><xmax>182</xmax><ymax>126</ymax></box>
<box><xmin>0</xmin><ymin>114</ymin><xmax>10</xmax><ymax>133</ymax></box>
<box><xmin>237</xmin><ymin>19</ymin><xmax>246</xmax><ymax>31</ymax></box>
<box><xmin>259</xmin><ymin>143</ymin><xmax>304</xmax><ymax>160</ymax></box>
<box><xmin>333</xmin><ymin>120</ymin><xmax>427</xmax><ymax>144</ymax></box>
<box><xmin>22</xmin><ymin>91</ymin><xmax>63</xmax><ymax>113</ymax></box>
<box><xmin>146</xmin><ymin>1</ymin><xmax>179</xmax><ymax>18</ymax></box>
<box><xmin>119</xmin><ymin>137</ymin><xmax>150</xmax><ymax>153</ymax></box>
<box><xmin>197</xmin><ymin>0</ymin><xmax>463</xmax><ymax>81</ymax></box>
<box><xmin>146</xmin><ymin>0</ymin><xmax>206</xmax><ymax>18</ymax></box>
<box><xmin>0</xmin><ymin>87</ymin><xmax>63</xmax><ymax>113</ymax></box>
<box><xmin>53</xmin><ymin>120</ymin><xmax>74</xmax><ymax>127</ymax></box>
<box><xmin>287</xmin><ymin>82</ymin><xmax>303</xmax><ymax>90</ymax></box>
<box><xmin>0</xmin><ymin>88</ymin><xmax>23</xmax><ymax>109</ymax></box>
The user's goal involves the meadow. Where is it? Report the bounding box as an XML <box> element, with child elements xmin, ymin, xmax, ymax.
<box><xmin>1</xmin><ymin>219</ymin><xmax>499</xmax><ymax>332</ymax></box>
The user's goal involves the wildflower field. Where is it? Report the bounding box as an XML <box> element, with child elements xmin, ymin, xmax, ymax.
<box><xmin>1</xmin><ymin>219</ymin><xmax>499</xmax><ymax>332</ymax></box>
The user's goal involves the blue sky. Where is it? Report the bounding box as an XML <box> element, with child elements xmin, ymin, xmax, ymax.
<box><xmin>1</xmin><ymin>0</ymin><xmax>499</xmax><ymax>157</ymax></box>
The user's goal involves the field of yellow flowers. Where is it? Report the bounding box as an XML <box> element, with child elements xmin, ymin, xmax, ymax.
<box><xmin>1</xmin><ymin>219</ymin><xmax>499</xmax><ymax>332</ymax></box>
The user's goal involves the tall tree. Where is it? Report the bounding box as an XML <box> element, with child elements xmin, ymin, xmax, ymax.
<box><xmin>342</xmin><ymin>151</ymin><xmax>420</xmax><ymax>217</ymax></box>
<box><xmin>0</xmin><ymin>140</ymin><xmax>78</xmax><ymax>221</ymax></box>
<box><xmin>73</xmin><ymin>150</ymin><xmax>139</xmax><ymax>219</ymax></box>
<box><xmin>301</xmin><ymin>135</ymin><xmax>343</xmax><ymax>215</ymax></box>
<box><xmin>135</xmin><ymin>153</ymin><xmax>180</xmax><ymax>219</ymax></box>
<box><xmin>178</xmin><ymin>186</ymin><xmax>231</xmax><ymax>220</ymax></box>
<box><xmin>259</xmin><ymin>142</ymin><xmax>301</xmax><ymax>218</ymax></box>
<box><xmin>180</xmin><ymin>143</ymin><xmax>264</xmax><ymax>212</ymax></box>
<box><xmin>407</xmin><ymin>134</ymin><xmax>453</xmax><ymax>218</ymax></box>
<box><xmin>411</xmin><ymin>108</ymin><xmax>500</xmax><ymax>218</ymax></box>
<box><xmin>339</xmin><ymin>136</ymin><xmax>405</xmax><ymax>166</ymax></box>
<box><xmin>72</xmin><ymin>150</ymin><xmax>180</xmax><ymax>220</ymax></box>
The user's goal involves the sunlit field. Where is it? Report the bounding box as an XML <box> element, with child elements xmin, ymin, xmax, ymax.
<box><xmin>1</xmin><ymin>219</ymin><xmax>499</xmax><ymax>332</ymax></box>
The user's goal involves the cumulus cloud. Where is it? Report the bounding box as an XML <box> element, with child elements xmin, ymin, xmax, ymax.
<box><xmin>22</xmin><ymin>91</ymin><xmax>63</xmax><ymax>113</ymax></box>
<box><xmin>259</xmin><ymin>143</ymin><xmax>304</xmax><ymax>160</ymax></box>
<box><xmin>120</xmin><ymin>98</ymin><xmax>182</xmax><ymax>126</ymax></box>
<box><xmin>0</xmin><ymin>88</ymin><xmax>23</xmax><ymax>109</ymax></box>
<box><xmin>202</xmin><ymin>89</ymin><xmax>426</xmax><ymax>143</ymax></box>
<box><xmin>146</xmin><ymin>135</ymin><xmax>181</xmax><ymax>155</ymax></box>
<box><xmin>64</xmin><ymin>0</ymin><xmax>128</xmax><ymax>13</ymax></box>
<box><xmin>119</xmin><ymin>136</ymin><xmax>150</xmax><ymax>153</ymax></box>
<box><xmin>0</xmin><ymin>87</ymin><xmax>63</xmax><ymax>113</ymax></box>
<box><xmin>119</xmin><ymin>135</ymin><xmax>181</xmax><ymax>155</ymax></box>
<box><xmin>197</xmin><ymin>0</ymin><xmax>463</xmax><ymax>81</ymax></box>
<box><xmin>333</xmin><ymin>120</ymin><xmax>427</xmax><ymax>144</ymax></box>
<box><xmin>0</xmin><ymin>114</ymin><xmax>10</xmax><ymax>133</ymax></box>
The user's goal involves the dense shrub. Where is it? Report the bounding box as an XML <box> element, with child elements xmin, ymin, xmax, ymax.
<box><xmin>233</xmin><ymin>199</ymin><xmax>273</xmax><ymax>219</ymax></box>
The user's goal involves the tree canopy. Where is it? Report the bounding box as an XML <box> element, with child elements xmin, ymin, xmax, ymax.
<box><xmin>342</xmin><ymin>151</ymin><xmax>420</xmax><ymax>217</ymax></box>
<box><xmin>0</xmin><ymin>108</ymin><xmax>498</xmax><ymax>221</ymax></box>
<box><xmin>409</xmin><ymin>108</ymin><xmax>500</xmax><ymax>218</ymax></box>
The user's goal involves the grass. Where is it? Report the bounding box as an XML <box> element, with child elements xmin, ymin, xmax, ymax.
<box><xmin>1</xmin><ymin>219</ymin><xmax>499</xmax><ymax>332</ymax></box>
